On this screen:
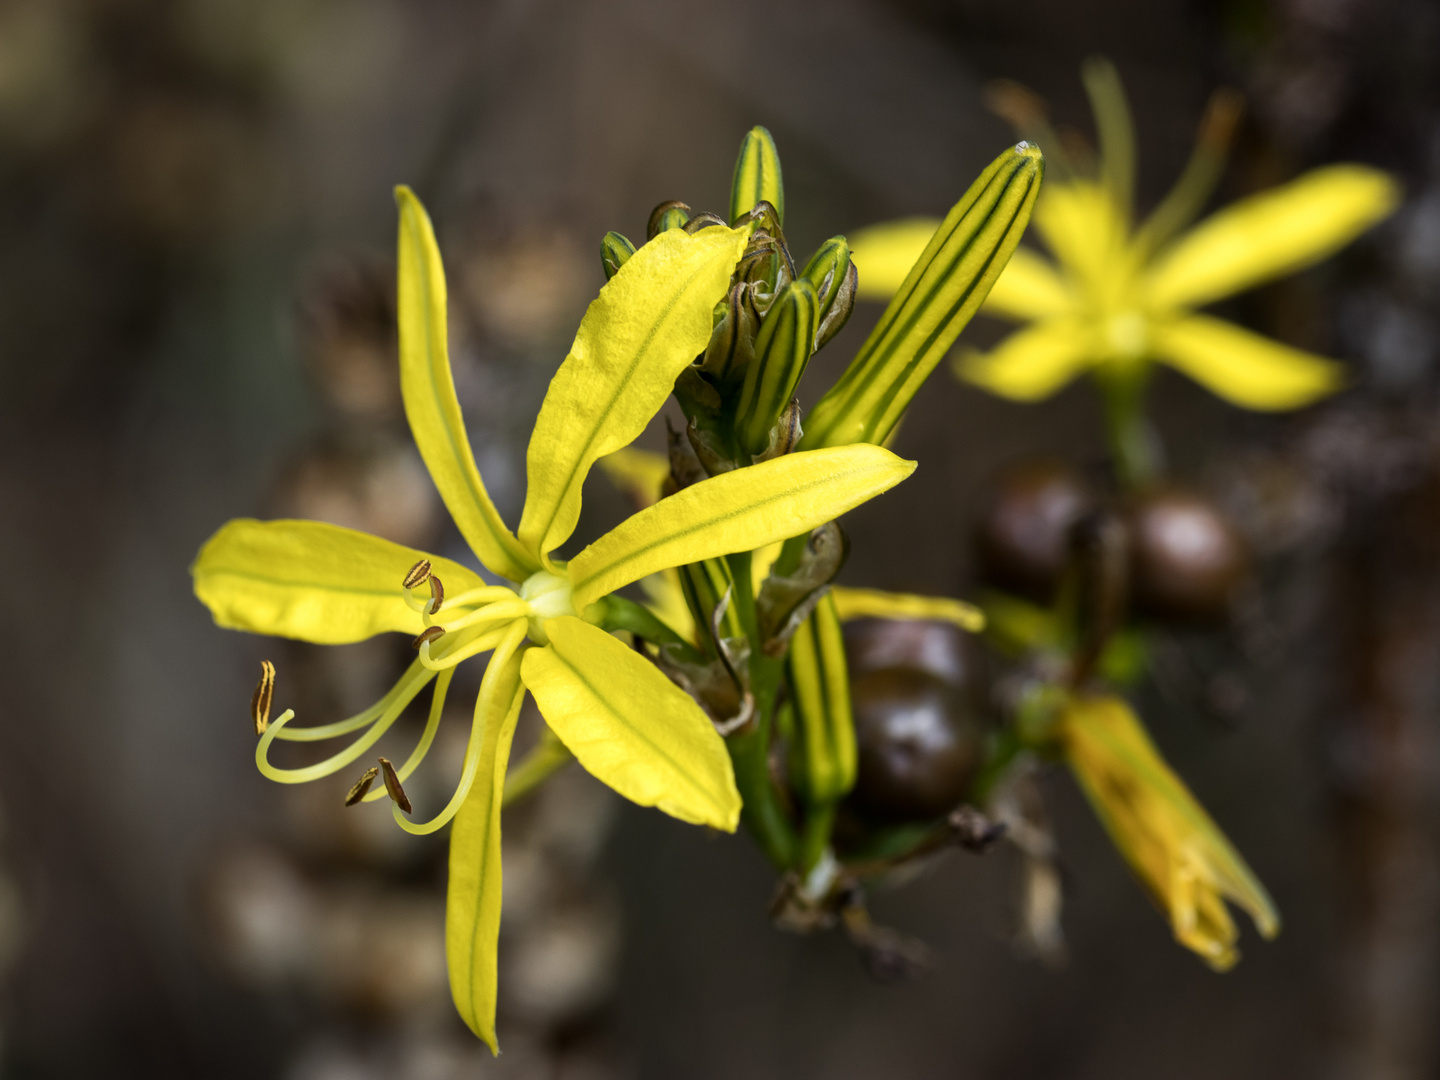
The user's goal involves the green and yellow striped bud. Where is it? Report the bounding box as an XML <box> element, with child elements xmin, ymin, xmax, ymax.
<box><xmin>647</xmin><ymin>200</ymin><xmax>692</xmax><ymax>239</ymax></box>
<box><xmin>729</xmin><ymin>125</ymin><xmax>785</xmax><ymax>226</ymax></box>
<box><xmin>735</xmin><ymin>277</ymin><xmax>819</xmax><ymax>457</ymax></box>
<box><xmin>600</xmin><ymin>231</ymin><xmax>636</xmax><ymax>281</ymax></box>
<box><xmin>788</xmin><ymin>593</ymin><xmax>856</xmax><ymax>870</ymax></box>
<box><xmin>800</xmin><ymin>236</ymin><xmax>859</xmax><ymax>350</ymax></box>
<box><xmin>800</xmin><ymin>142</ymin><xmax>1044</xmax><ymax>450</ymax></box>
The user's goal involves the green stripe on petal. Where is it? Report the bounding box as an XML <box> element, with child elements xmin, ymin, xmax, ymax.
<box><xmin>396</xmin><ymin>186</ymin><xmax>537</xmax><ymax>583</ymax></box>
<box><xmin>729</xmin><ymin>125</ymin><xmax>785</xmax><ymax>225</ymax></box>
<box><xmin>446</xmin><ymin>650</ymin><xmax>527</xmax><ymax>1053</ymax></box>
<box><xmin>192</xmin><ymin>518</ymin><xmax>484</xmax><ymax>644</ymax></box>
<box><xmin>521</xmin><ymin>617</ymin><xmax>740</xmax><ymax>830</ymax></box>
<box><xmin>517</xmin><ymin>225</ymin><xmax>748</xmax><ymax>563</ymax></box>
<box><xmin>567</xmin><ymin>444</ymin><xmax>915</xmax><ymax>611</ymax></box>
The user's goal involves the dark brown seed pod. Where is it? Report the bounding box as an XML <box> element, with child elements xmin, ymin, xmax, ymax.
<box><xmin>846</xmin><ymin>668</ymin><xmax>982</xmax><ymax>824</ymax></box>
<box><xmin>1126</xmin><ymin>486</ymin><xmax>1248</xmax><ymax>623</ymax></box>
<box><xmin>843</xmin><ymin>618</ymin><xmax>982</xmax><ymax>696</ymax></box>
<box><xmin>975</xmin><ymin>458</ymin><xmax>1095</xmax><ymax>602</ymax></box>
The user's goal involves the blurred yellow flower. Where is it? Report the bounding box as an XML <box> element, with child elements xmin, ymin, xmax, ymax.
<box><xmin>849</xmin><ymin>59</ymin><xmax>1400</xmax><ymax>413</ymax></box>
<box><xmin>1061</xmin><ymin>694</ymin><xmax>1279</xmax><ymax>970</ymax></box>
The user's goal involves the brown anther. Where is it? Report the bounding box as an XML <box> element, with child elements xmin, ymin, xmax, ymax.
<box><xmin>403</xmin><ymin>559</ymin><xmax>433</xmax><ymax>589</ymax></box>
<box><xmin>427</xmin><ymin>573</ymin><xmax>445</xmax><ymax>615</ymax></box>
<box><xmin>250</xmin><ymin>660</ymin><xmax>275</xmax><ymax>735</ymax></box>
<box><xmin>377</xmin><ymin>757</ymin><xmax>413</xmax><ymax>814</ymax></box>
<box><xmin>344</xmin><ymin>766</ymin><xmax>379</xmax><ymax>806</ymax></box>
<box><xmin>411</xmin><ymin>625</ymin><xmax>446</xmax><ymax>650</ymax></box>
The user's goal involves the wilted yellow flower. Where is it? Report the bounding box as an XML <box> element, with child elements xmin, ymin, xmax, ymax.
<box><xmin>850</xmin><ymin>59</ymin><xmax>1400</xmax><ymax>414</ymax></box>
<box><xmin>192</xmin><ymin>189</ymin><xmax>914</xmax><ymax>1049</ymax></box>
<box><xmin>1061</xmin><ymin>694</ymin><xmax>1279</xmax><ymax>970</ymax></box>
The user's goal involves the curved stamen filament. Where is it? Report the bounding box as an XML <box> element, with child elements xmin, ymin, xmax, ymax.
<box><xmin>360</xmin><ymin>666</ymin><xmax>454</xmax><ymax>801</ymax></box>
<box><xmin>429</xmin><ymin>599</ymin><xmax>530</xmax><ymax>634</ymax></box>
<box><xmin>406</xmin><ymin>584</ymin><xmax>518</xmax><ymax>618</ymax></box>
<box><xmin>256</xmin><ymin>660</ymin><xmax>436</xmax><ymax>783</ymax></box>
<box><xmin>271</xmin><ymin>658</ymin><xmax>430</xmax><ymax>743</ymax></box>
<box><xmin>391</xmin><ymin>618</ymin><xmax>528</xmax><ymax>835</ymax></box>
<box><xmin>419</xmin><ymin>623</ymin><xmax>515</xmax><ymax>671</ymax></box>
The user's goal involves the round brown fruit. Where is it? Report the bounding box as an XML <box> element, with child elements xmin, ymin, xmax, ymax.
<box><xmin>843</xmin><ymin>618</ymin><xmax>982</xmax><ymax>694</ymax></box>
<box><xmin>1126</xmin><ymin>486</ymin><xmax>1248</xmax><ymax>623</ymax></box>
<box><xmin>847</xmin><ymin>668</ymin><xmax>981</xmax><ymax>824</ymax></box>
<box><xmin>975</xmin><ymin>458</ymin><xmax>1095</xmax><ymax>601</ymax></box>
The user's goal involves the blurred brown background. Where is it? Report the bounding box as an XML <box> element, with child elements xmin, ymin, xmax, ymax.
<box><xmin>1</xmin><ymin>0</ymin><xmax>1437</xmax><ymax>1077</ymax></box>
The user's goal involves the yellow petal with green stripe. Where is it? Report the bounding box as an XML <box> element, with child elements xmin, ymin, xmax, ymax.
<box><xmin>1145</xmin><ymin>165</ymin><xmax>1400</xmax><ymax>310</ymax></box>
<box><xmin>787</xmin><ymin>593</ymin><xmax>856</xmax><ymax>804</ymax></box>
<box><xmin>729</xmin><ymin>125</ymin><xmax>785</xmax><ymax>224</ymax></box>
<box><xmin>597</xmin><ymin>447</ymin><xmax>671</xmax><ymax>508</ymax></box>
<box><xmin>517</xmin><ymin>225</ymin><xmax>748</xmax><ymax>562</ymax></box>
<box><xmin>955</xmin><ymin>318</ymin><xmax>1096</xmax><ymax>402</ymax></box>
<box><xmin>192</xmin><ymin>518</ymin><xmax>484</xmax><ymax>644</ymax></box>
<box><xmin>567</xmin><ymin>444</ymin><xmax>915</xmax><ymax>610</ymax></box>
<box><xmin>521</xmin><ymin>617</ymin><xmax>740</xmax><ymax>829</ymax></box>
<box><xmin>445</xmin><ymin>651</ymin><xmax>527</xmax><ymax>1053</ymax></box>
<box><xmin>830</xmin><ymin>585</ymin><xmax>985</xmax><ymax>631</ymax></box>
<box><xmin>1153</xmin><ymin>314</ymin><xmax>1344</xmax><ymax>410</ymax></box>
<box><xmin>396</xmin><ymin>186</ymin><xmax>536</xmax><ymax>583</ymax></box>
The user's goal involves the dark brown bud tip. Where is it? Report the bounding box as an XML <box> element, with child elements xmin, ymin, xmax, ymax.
<box><xmin>378</xmin><ymin>757</ymin><xmax>413</xmax><ymax>814</ymax></box>
<box><xmin>427</xmin><ymin>573</ymin><xmax>444</xmax><ymax>615</ymax></box>
<box><xmin>402</xmin><ymin>559</ymin><xmax>433</xmax><ymax>590</ymax></box>
<box><xmin>250</xmin><ymin>660</ymin><xmax>276</xmax><ymax>735</ymax></box>
<box><xmin>411</xmin><ymin>626</ymin><xmax>446</xmax><ymax>650</ymax></box>
<box><xmin>345</xmin><ymin>766</ymin><xmax>380</xmax><ymax>806</ymax></box>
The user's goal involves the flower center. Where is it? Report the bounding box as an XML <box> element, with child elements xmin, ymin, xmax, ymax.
<box><xmin>1104</xmin><ymin>310</ymin><xmax>1148</xmax><ymax>360</ymax></box>
<box><xmin>520</xmin><ymin>569</ymin><xmax>577</xmax><ymax>644</ymax></box>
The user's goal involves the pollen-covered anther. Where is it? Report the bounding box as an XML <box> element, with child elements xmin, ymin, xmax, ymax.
<box><xmin>250</xmin><ymin>660</ymin><xmax>276</xmax><ymax>735</ymax></box>
<box><xmin>378</xmin><ymin>757</ymin><xmax>413</xmax><ymax>814</ymax></box>
<box><xmin>402</xmin><ymin>559</ymin><xmax>433</xmax><ymax>590</ymax></box>
<box><xmin>427</xmin><ymin>573</ymin><xmax>445</xmax><ymax>614</ymax></box>
<box><xmin>411</xmin><ymin>625</ymin><xmax>446</xmax><ymax>650</ymax></box>
<box><xmin>345</xmin><ymin>765</ymin><xmax>380</xmax><ymax>806</ymax></box>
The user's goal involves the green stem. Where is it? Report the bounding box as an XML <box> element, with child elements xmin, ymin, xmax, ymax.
<box><xmin>594</xmin><ymin>594</ymin><xmax>703</xmax><ymax>662</ymax></box>
<box><xmin>502</xmin><ymin>728</ymin><xmax>574</xmax><ymax>807</ymax></box>
<box><xmin>798</xmin><ymin>802</ymin><xmax>837</xmax><ymax>873</ymax></box>
<box><xmin>1097</xmin><ymin>366</ymin><xmax>1163</xmax><ymax>489</ymax></box>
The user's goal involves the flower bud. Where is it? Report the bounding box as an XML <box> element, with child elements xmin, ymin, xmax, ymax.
<box><xmin>734</xmin><ymin>277</ymin><xmax>819</xmax><ymax>457</ymax></box>
<box><xmin>800</xmin><ymin>236</ymin><xmax>859</xmax><ymax>349</ymax></box>
<box><xmin>600</xmin><ymin>231</ymin><xmax>635</xmax><ymax>280</ymax></box>
<box><xmin>647</xmin><ymin>200</ymin><xmax>691</xmax><ymax>239</ymax></box>
<box><xmin>699</xmin><ymin>282</ymin><xmax>760</xmax><ymax>390</ymax></box>
<box><xmin>729</xmin><ymin>125</ymin><xmax>785</xmax><ymax>226</ymax></box>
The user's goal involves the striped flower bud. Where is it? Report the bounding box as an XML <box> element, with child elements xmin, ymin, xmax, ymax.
<box><xmin>800</xmin><ymin>236</ymin><xmax>859</xmax><ymax>349</ymax></box>
<box><xmin>600</xmin><ymin>231</ymin><xmax>636</xmax><ymax>280</ymax></box>
<box><xmin>735</xmin><ymin>277</ymin><xmax>819</xmax><ymax>457</ymax></box>
<box><xmin>699</xmin><ymin>282</ymin><xmax>760</xmax><ymax>390</ymax></box>
<box><xmin>729</xmin><ymin>125</ymin><xmax>785</xmax><ymax>226</ymax></box>
<box><xmin>647</xmin><ymin>200</ymin><xmax>692</xmax><ymax>239</ymax></box>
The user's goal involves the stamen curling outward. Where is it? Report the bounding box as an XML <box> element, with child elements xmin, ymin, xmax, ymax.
<box><xmin>413</xmin><ymin>626</ymin><xmax>446</xmax><ymax>650</ymax></box>
<box><xmin>345</xmin><ymin>766</ymin><xmax>380</xmax><ymax>806</ymax></box>
<box><xmin>251</xmin><ymin>660</ymin><xmax>276</xmax><ymax>735</ymax></box>
<box><xmin>428</xmin><ymin>573</ymin><xmax>445</xmax><ymax>614</ymax></box>
<box><xmin>378</xmin><ymin>756</ymin><xmax>413</xmax><ymax>813</ymax></box>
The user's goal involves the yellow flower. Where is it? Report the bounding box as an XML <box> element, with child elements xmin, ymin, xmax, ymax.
<box><xmin>191</xmin><ymin>188</ymin><xmax>915</xmax><ymax>1050</ymax></box>
<box><xmin>1061</xmin><ymin>694</ymin><xmax>1279</xmax><ymax>970</ymax></box>
<box><xmin>849</xmin><ymin>60</ymin><xmax>1400</xmax><ymax>412</ymax></box>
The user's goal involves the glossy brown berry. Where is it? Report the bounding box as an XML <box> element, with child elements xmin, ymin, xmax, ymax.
<box><xmin>1126</xmin><ymin>486</ymin><xmax>1248</xmax><ymax>623</ymax></box>
<box><xmin>843</xmin><ymin>618</ymin><xmax>981</xmax><ymax>694</ymax></box>
<box><xmin>847</xmin><ymin>668</ymin><xmax>981</xmax><ymax>824</ymax></box>
<box><xmin>976</xmin><ymin>458</ymin><xmax>1095</xmax><ymax>601</ymax></box>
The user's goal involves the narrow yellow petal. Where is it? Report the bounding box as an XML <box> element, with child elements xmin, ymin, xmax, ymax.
<box><xmin>192</xmin><ymin>518</ymin><xmax>483</xmax><ymax>644</ymax></box>
<box><xmin>520</xmin><ymin>617</ymin><xmax>740</xmax><ymax>830</ymax></box>
<box><xmin>955</xmin><ymin>319</ymin><xmax>1096</xmax><ymax>402</ymax></box>
<box><xmin>597</xmin><ymin>446</ymin><xmax>671</xmax><ymax>509</ymax></box>
<box><xmin>445</xmin><ymin>650</ymin><xmax>527</xmax><ymax>1053</ymax></box>
<box><xmin>517</xmin><ymin>225</ymin><xmax>748</xmax><ymax>562</ymax></box>
<box><xmin>847</xmin><ymin>217</ymin><xmax>943</xmax><ymax>300</ymax></box>
<box><xmin>830</xmin><ymin>585</ymin><xmax>985</xmax><ymax>632</ymax></box>
<box><xmin>1033</xmin><ymin>180</ymin><xmax>1130</xmax><ymax>291</ymax></box>
<box><xmin>1145</xmin><ymin>165</ymin><xmax>1401</xmax><ymax>310</ymax></box>
<box><xmin>981</xmin><ymin>246</ymin><xmax>1076</xmax><ymax>320</ymax></box>
<box><xmin>395</xmin><ymin>186</ymin><xmax>536</xmax><ymax>583</ymax></box>
<box><xmin>1062</xmin><ymin>695</ymin><xmax>1279</xmax><ymax>964</ymax></box>
<box><xmin>1152</xmin><ymin>314</ymin><xmax>1344</xmax><ymax>410</ymax></box>
<box><xmin>787</xmin><ymin>594</ymin><xmax>856</xmax><ymax>804</ymax></box>
<box><xmin>567</xmin><ymin>444</ymin><xmax>915</xmax><ymax>610</ymax></box>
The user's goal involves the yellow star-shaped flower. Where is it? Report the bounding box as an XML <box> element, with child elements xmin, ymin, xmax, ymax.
<box><xmin>848</xmin><ymin>60</ymin><xmax>1400</xmax><ymax>414</ymax></box>
<box><xmin>191</xmin><ymin>187</ymin><xmax>914</xmax><ymax>1050</ymax></box>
